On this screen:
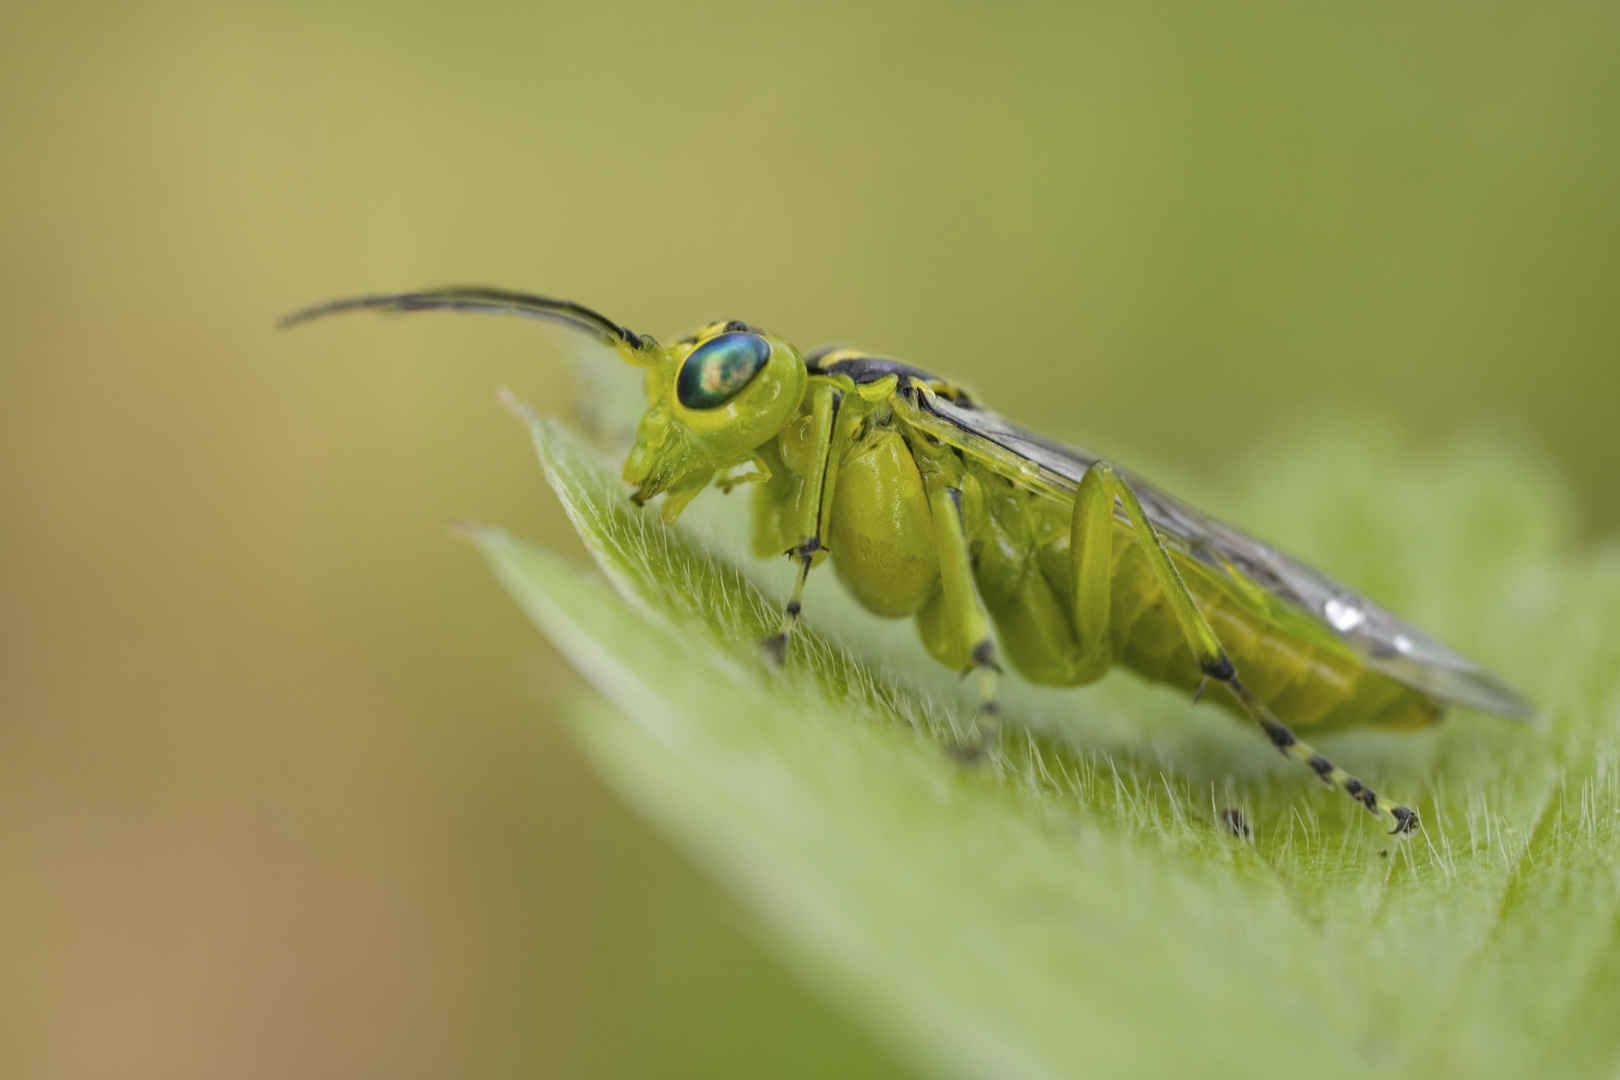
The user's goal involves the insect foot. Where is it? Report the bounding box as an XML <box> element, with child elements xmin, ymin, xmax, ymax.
<box><xmin>759</xmin><ymin>631</ymin><xmax>789</xmax><ymax>668</ymax></box>
<box><xmin>1389</xmin><ymin>805</ymin><xmax>1421</xmax><ymax>836</ymax></box>
<box><xmin>1219</xmin><ymin>807</ymin><xmax>1252</xmax><ymax>839</ymax></box>
<box><xmin>946</xmin><ymin>700</ymin><xmax>1003</xmax><ymax>766</ymax></box>
<box><xmin>946</xmin><ymin>740</ymin><xmax>988</xmax><ymax>765</ymax></box>
<box><xmin>945</xmin><ymin>733</ymin><xmax>999</xmax><ymax>766</ymax></box>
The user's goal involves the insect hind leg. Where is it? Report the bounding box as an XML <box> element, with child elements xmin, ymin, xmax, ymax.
<box><xmin>1220</xmin><ymin>672</ymin><xmax>1420</xmax><ymax>835</ymax></box>
<box><xmin>1087</xmin><ymin>461</ymin><xmax>1419</xmax><ymax>836</ymax></box>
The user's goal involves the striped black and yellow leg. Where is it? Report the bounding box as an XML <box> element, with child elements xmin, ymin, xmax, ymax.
<box><xmin>919</xmin><ymin>466</ymin><xmax>1003</xmax><ymax>759</ymax></box>
<box><xmin>760</xmin><ymin>384</ymin><xmax>846</xmax><ymax>666</ymax></box>
<box><xmin>1073</xmin><ymin>461</ymin><xmax>1419</xmax><ymax>835</ymax></box>
<box><xmin>760</xmin><ymin>537</ymin><xmax>818</xmax><ymax>666</ymax></box>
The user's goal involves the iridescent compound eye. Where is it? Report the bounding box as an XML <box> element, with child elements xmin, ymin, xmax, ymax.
<box><xmin>676</xmin><ymin>332</ymin><xmax>772</xmax><ymax>409</ymax></box>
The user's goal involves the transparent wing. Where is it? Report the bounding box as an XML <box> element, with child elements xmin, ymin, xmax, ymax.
<box><xmin>905</xmin><ymin>391</ymin><xmax>1535</xmax><ymax>720</ymax></box>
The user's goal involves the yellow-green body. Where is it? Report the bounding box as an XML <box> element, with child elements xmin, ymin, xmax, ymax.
<box><xmin>749</xmin><ymin>366</ymin><xmax>1438</xmax><ymax>734</ymax></box>
<box><xmin>282</xmin><ymin>284</ymin><xmax>1534</xmax><ymax>832</ymax></box>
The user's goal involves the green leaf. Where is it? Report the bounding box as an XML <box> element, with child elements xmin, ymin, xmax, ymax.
<box><xmin>470</xmin><ymin>406</ymin><xmax>1620</xmax><ymax>1080</ymax></box>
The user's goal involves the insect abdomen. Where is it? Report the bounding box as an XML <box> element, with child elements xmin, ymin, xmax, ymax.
<box><xmin>1105</xmin><ymin>537</ymin><xmax>1443</xmax><ymax>731</ymax></box>
<box><xmin>968</xmin><ymin>479</ymin><xmax>1442</xmax><ymax>731</ymax></box>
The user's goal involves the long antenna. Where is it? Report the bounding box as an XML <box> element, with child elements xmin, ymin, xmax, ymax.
<box><xmin>278</xmin><ymin>285</ymin><xmax>659</xmax><ymax>358</ymax></box>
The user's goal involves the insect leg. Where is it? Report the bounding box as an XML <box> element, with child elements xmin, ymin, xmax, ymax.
<box><xmin>1085</xmin><ymin>462</ymin><xmax>1419</xmax><ymax>835</ymax></box>
<box><xmin>760</xmin><ymin>385</ymin><xmax>846</xmax><ymax>666</ymax></box>
<box><xmin>918</xmin><ymin>460</ymin><xmax>1002</xmax><ymax>758</ymax></box>
<box><xmin>760</xmin><ymin>543</ymin><xmax>817</xmax><ymax>666</ymax></box>
<box><xmin>1062</xmin><ymin>458</ymin><xmax>1123</xmax><ymax>684</ymax></box>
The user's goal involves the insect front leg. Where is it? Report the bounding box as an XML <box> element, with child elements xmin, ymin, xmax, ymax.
<box><xmin>715</xmin><ymin>451</ymin><xmax>773</xmax><ymax>494</ymax></box>
<box><xmin>759</xmin><ymin>383</ymin><xmax>847</xmax><ymax>666</ymax></box>
<box><xmin>1077</xmin><ymin>462</ymin><xmax>1420</xmax><ymax>836</ymax></box>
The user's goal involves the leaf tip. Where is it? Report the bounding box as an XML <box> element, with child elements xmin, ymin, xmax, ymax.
<box><xmin>495</xmin><ymin>384</ymin><xmax>538</xmax><ymax>423</ymax></box>
<box><xmin>451</xmin><ymin>520</ymin><xmax>512</xmax><ymax>553</ymax></box>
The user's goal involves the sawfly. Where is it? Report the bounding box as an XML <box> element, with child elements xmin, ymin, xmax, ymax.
<box><xmin>281</xmin><ymin>286</ymin><xmax>1536</xmax><ymax>835</ymax></box>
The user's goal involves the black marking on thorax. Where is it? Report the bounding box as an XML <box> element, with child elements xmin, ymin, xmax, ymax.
<box><xmin>805</xmin><ymin>348</ymin><xmax>978</xmax><ymax>408</ymax></box>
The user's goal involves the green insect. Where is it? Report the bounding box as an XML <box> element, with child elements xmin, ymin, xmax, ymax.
<box><xmin>282</xmin><ymin>285</ymin><xmax>1536</xmax><ymax>835</ymax></box>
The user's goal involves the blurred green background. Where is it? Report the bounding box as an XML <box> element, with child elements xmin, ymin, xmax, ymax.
<box><xmin>5</xmin><ymin>2</ymin><xmax>1617</xmax><ymax>1076</ymax></box>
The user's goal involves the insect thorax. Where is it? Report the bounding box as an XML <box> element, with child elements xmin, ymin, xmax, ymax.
<box><xmin>804</xmin><ymin>347</ymin><xmax>978</xmax><ymax>409</ymax></box>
